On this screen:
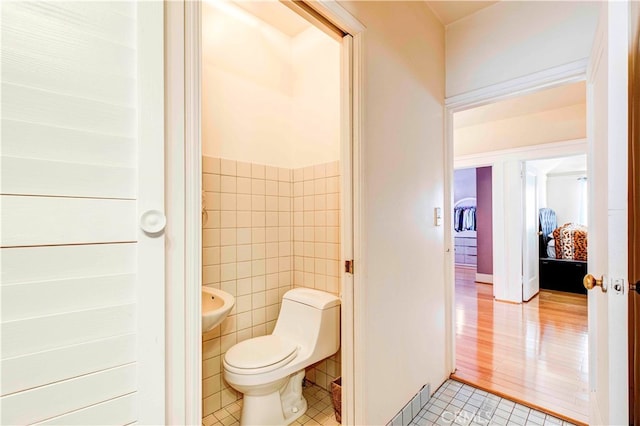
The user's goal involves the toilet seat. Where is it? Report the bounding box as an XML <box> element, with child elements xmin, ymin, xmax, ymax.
<box><xmin>224</xmin><ymin>335</ymin><xmax>298</xmax><ymax>375</ymax></box>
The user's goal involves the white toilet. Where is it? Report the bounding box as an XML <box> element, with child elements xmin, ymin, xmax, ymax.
<box><xmin>223</xmin><ymin>288</ymin><xmax>341</xmax><ymax>426</ymax></box>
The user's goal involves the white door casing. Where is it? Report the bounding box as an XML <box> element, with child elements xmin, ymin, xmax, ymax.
<box><xmin>136</xmin><ymin>2</ymin><xmax>166</xmax><ymax>422</ymax></box>
<box><xmin>168</xmin><ymin>1</ymin><xmax>365</xmax><ymax>424</ymax></box>
<box><xmin>443</xmin><ymin>4</ymin><xmax>630</xmax><ymax>419</ymax></box>
<box><xmin>306</xmin><ymin>5</ymin><xmax>366</xmax><ymax>423</ymax></box>
<box><xmin>502</xmin><ymin>160</ymin><xmax>525</xmax><ymax>303</ymax></box>
<box><xmin>165</xmin><ymin>1</ymin><xmax>203</xmax><ymax>423</ymax></box>
<box><xmin>522</xmin><ymin>164</ymin><xmax>539</xmax><ymax>302</ymax></box>
<box><xmin>586</xmin><ymin>1</ymin><xmax>629</xmax><ymax>424</ymax></box>
<box><xmin>340</xmin><ymin>32</ymin><xmax>356</xmax><ymax>426</ymax></box>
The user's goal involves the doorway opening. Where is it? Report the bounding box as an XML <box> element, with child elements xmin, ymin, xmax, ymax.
<box><xmin>450</xmin><ymin>82</ymin><xmax>589</xmax><ymax>424</ymax></box>
<box><xmin>453</xmin><ymin>167</ymin><xmax>492</xmax><ymax>283</ymax></box>
<box><xmin>527</xmin><ymin>154</ymin><xmax>588</xmax><ymax>296</ymax></box>
<box><xmin>198</xmin><ymin>1</ymin><xmax>355</xmax><ymax>424</ymax></box>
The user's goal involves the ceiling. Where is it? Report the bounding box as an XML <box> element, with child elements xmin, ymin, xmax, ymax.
<box><xmin>426</xmin><ymin>1</ymin><xmax>499</xmax><ymax>25</ymax></box>
<box><xmin>454</xmin><ymin>82</ymin><xmax>586</xmax><ymax>129</ymax></box>
<box><xmin>233</xmin><ymin>1</ymin><xmax>311</xmax><ymax>37</ymax></box>
<box><xmin>221</xmin><ymin>1</ymin><xmax>497</xmax><ymax>36</ymax></box>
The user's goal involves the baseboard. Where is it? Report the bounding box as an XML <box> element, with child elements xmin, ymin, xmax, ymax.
<box><xmin>387</xmin><ymin>384</ymin><xmax>431</xmax><ymax>426</ymax></box>
<box><xmin>475</xmin><ymin>273</ymin><xmax>493</xmax><ymax>284</ymax></box>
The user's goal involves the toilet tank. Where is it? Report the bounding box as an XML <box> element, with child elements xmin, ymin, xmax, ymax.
<box><xmin>273</xmin><ymin>288</ymin><xmax>341</xmax><ymax>360</ymax></box>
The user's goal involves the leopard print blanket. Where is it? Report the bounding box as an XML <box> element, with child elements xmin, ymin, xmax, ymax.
<box><xmin>553</xmin><ymin>223</ymin><xmax>588</xmax><ymax>261</ymax></box>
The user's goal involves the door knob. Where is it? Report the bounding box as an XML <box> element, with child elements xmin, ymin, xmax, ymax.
<box><xmin>140</xmin><ymin>209</ymin><xmax>166</xmax><ymax>234</ymax></box>
<box><xmin>584</xmin><ymin>274</ymin><xmax>607</xmax><ymax>293</ymax></box>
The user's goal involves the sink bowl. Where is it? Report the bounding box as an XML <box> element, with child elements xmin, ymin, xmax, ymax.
<box><xmin>202</xmin><ymin>287</ymin><xmax>235</xmax><ymax>332</ymax></box>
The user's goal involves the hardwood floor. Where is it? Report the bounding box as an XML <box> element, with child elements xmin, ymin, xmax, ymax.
<box><xmin>452</xmin><ymin>266</ymin><xmax>588</xmax><ymax>425</ymax></box>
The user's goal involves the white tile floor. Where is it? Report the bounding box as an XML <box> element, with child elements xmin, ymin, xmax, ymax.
<box><xmin>202</xmin><ymin>382</ymin><xmax>339</xmax><ymax>426</ymax></box>
<box><xmin>290</xmin><ymin>383</ymin><xmax>340</xmax><ymax>426</ymax></box>
<box><xmin>203</xmin><ymin>379</ymin><xmax>575</xmax><ymax>426</ymax></box>
<box><xmin>410</xmin><ymin>380</ymin><xmax>576</xmax><ymax>426</ymax></box>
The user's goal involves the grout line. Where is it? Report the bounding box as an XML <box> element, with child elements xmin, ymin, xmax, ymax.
<box><xmin>422</xmin><ymin>379</ymin><xmax>575</xmax><ymax>426</ymax></box>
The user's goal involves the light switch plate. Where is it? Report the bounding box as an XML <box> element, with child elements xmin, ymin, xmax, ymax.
<box><xmin>435</xmin><ymin>207</ymin><xmax>442</xmax><ymax>226</ymax></box>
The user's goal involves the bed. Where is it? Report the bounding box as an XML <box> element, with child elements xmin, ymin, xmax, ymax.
<box><xmin>538</xmin><ymin>208</ymin><xmax>588</xmax><ymax>295</ymax></box>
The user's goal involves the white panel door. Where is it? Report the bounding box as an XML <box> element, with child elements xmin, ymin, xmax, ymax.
<box><xmin>586</xmin><ymin>1</ymin><xmax>629</xmax><ymax>425</ymax></box>
<box><xmin>1</xmin><ymin>1</ymin><xmax>165</xmax><ymax>424</ymax></box>
<box><xmin>522</xmin><ymin>165</ymin><xmax>539</xmax><ymax>302</ymax></box>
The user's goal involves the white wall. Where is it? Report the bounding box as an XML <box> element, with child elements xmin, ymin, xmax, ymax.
<box><xmin>202</xmin><ymin>2</ymin><xmax>293</xmax><ymax>167</ymax></box>
<box><xmin>292</xmin><ymin>28</ymin><xmax>341</xmax><ymax>167</ymax></box>
<box><xmin>537</xmin><ymin>174</ymin><xmax>548</xmax><ymax>211</ymax></box>
<box><xmin>547</xmin><ymin>173</ymin><xmax>586</xmax><ymax>226</ymax></box>
<box><xmin>454</xmin><ymin>167</ymin><xmax>476</xmax><ymax>203</ymax></box>
<box><xmin>454</xmin><ymin>104</ymin><xmax>586</xmax><ymax>156</ymax></box>
<box><xmin>492</xmin><ymin>160</ymin><xmax>524</xmax><ymax>302</ymax></box>
<box><xmin>446</xmin><ymin>1</ymin><xmax>599</xmax><ymax>97</ymax></box>
<box><xmin>202</xmin><ymin>2</ymin><xmax>340</xmax><ymax>169</ymax></box>
<box><xmin>339</xmin><ymin>1</ymin><xmax>447</xmax><ymax>424</ymax></box>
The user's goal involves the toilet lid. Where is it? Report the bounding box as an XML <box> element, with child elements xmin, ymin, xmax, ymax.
<box><xmin>224</xmin><ymin>335</ymin><xmax>298</xmax><ymax>371</ymax></box>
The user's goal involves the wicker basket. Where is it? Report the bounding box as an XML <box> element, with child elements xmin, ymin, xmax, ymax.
<box><xmin>330</xmin><ymin>377</ymin><xmax>342</xmax><ymax>423</ymax></box>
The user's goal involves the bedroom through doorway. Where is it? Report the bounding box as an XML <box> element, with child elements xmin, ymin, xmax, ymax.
<box><xmin>451</xmin><ymin>82</ymin><xmax>589</xmax><ymax>424</ymax></box>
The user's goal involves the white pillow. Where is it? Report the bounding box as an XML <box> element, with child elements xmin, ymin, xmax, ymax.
<box><xmin>546</xmin><ymin>239</ymin><xmax>556</xmax><ymax>258</ymax></box>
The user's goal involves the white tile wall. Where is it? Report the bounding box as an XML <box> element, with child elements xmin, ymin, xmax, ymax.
<box><xmin>202</xmin><ymin>157</ymin><xmax>293</xmax><ymax>416</ymax></box>
<box><xmin>202</xmin><ymin>157</ymin><xmax>341</xmax><ymax>417</ymax></box>
<box><xmin>293</xmin><ymin>161</ymin><xmax>341</xmax><ymax>391</ymax></box>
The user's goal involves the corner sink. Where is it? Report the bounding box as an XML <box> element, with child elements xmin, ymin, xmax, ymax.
<box><xmin>202</xmin><ymin>287</ymin><xmax>235</xmax><ymax>333</ymax></box>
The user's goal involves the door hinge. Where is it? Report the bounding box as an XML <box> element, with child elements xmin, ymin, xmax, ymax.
<box><xmin>345</xmin><ymin>260</ymin><xmax>354</xmax><ymax>274</ymax></box>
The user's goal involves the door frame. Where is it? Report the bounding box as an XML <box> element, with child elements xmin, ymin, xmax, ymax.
<box><xmin>165</xmin><ymin>1</ymin><xmax>366</xmax><ymax>424</ymax></box>
<box><xmin>164</xmin><ymin>1</ymin><xmax>201</xmax><ymax>423</ymax></box>
<box><xmin>444</xmin><ymin>62</ymin><xmax>588</xmax><ymax>374</ymax></box>
<box><xmin>521</xmin><ymin>162</ymin><xmax>539</xmax><ymax>302</ymax></box>
<box><xmin>629</xmin><ymin>2</ymin><xmax>640</xmax><ymax>422</ymax></box>
<box><xmin>585</xmin><ymin>2</ymin><xmax>629</xmax><ymax>422</ymax></box>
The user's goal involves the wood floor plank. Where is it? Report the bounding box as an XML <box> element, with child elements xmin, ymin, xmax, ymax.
<box><xmin>452</xmin><ymin>267</ymin><xmax>588</xmax><ymax>425</ymax></box>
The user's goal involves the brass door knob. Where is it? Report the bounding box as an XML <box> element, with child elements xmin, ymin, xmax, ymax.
<box><xmin>584</xmin><ymin>274</ymin><xmax>607</xmax><ymax>293</ymax></box>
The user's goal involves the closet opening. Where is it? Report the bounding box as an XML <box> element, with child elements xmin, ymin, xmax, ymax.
<box><xmin>453</xmin><ymin>167</ymin><xmax>492</xmax><ymax>285</ymax></box>
<box><xmin>450</xmin><ymin>82</ymin><xmax>589</xmax><ymax>424</ymax></box>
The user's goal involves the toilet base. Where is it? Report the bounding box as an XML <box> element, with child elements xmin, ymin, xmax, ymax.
<box><xmin>239</xmin><ymin>370</ymin><xmax>307</xmax><ymax>426</ymax></box>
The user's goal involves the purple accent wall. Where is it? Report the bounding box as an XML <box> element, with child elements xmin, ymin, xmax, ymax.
<box><xmin>476</xmin><ymin>167</ymin><xmax>493</xmax><ymax>275</ymax></box>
